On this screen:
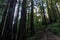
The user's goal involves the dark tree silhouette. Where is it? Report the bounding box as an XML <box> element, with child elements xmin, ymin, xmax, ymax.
<box><xmin>12</xmin><ymin>0</ymin><xmax>20</xmax><ymax>40</ymax></box>
<box><xmin>42</xmin><ymin>1</ymin><xmax>47</xmax><ymax>32</ymax></box>
<box><xmin>1</xmin><ymin>0</ymin><xmax>17</xmax><ymax>40</ymax></box>
<box><xmin>30</xmin><ymin>0</ymin><xmax>35</xmax><ymax>36</ymax></box>
<box><xmin>18</xmin><ymin>0</ymin><xmax>27</xmax><ymax>40</ymax></box>
<box><xmin>0</xmin><ymin>1</ymin><xmax>9</xmax><ymax>39</ymax></box>
<box><xmin>50</xmin><ymin>0</ymin><xmax>57</xmax><ymax>22</ymax></box>
<box><xmin>46</xmin><ymin>0</ymin><xmax>53</xmax><ymax>23</ymax></box>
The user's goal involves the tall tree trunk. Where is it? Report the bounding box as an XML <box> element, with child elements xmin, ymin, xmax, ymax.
<box><xmin>18</xmin><ymin>0</ymin><xmax>27</xmax><ymax>40</ymax></box>
<box><xmin>50</xmin><ymin>0</ymin><xmax>57</xmax><ymax>22</ymax></box>
<box><xmin>26</xmin><ymin>12</ymin><xmax>30</xmax><ymax>38</ymax></box>
<box><xmin>55</xmin><ymin>0</ymin><xmax>60</xmax><ymax>19</ymax></box>
<box><xmin>12</xmin><ymin>0</ymin><xmax>20</xmax><ymax>40</ymax></box>
<box><xmin>0</xmin><ymin>2</ymin><xmax>9</xmax><ymax>39</ymax></box>
<box><xmin>30</xmin><ymin>0</ymin><xmax>35</xmax><ymax>36</ymax></box>
<box><xmin>46</xmin><ymin>0</ymin><xmax>53</xmax><ymax>23</ymax></box>
<box><xmin>42</xmin><ymin>1</ymin><xmax>47</xmax><ymax>32</ymax></box>
<box><xmin>1</xmin><ymin>0</ymin><xmax>17</xmax><ymax>40</ymax></box>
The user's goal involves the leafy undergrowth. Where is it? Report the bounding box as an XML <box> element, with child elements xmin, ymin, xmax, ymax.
<box><xmin>27</xmin><ymin>31</ymin><xmax>43</xmax><ymax>40</ymax></box>
<box><xmin>46</xmin><ymin>19</ymin><xmax>60</xmax><ymax>36</ymax></box>
<box><xmin>27</xmin><ymin>19</ymin><xmax>60</xmax><ymax>40</ymax></box>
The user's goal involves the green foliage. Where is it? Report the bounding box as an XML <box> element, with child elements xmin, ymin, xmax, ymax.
<box><xmin>0</xmin><ymin>0</ymin><xmax>4</xmax><ymax>3</ymax></box>
<box><xmin>0</xmin><ymin>15</ymin><xmax>2</xmax><ymax>23</ymax></box>
<box><xmin>0</xmin><ymin>0</ymin><xmax>60</xmax><ymax>39</ymax></box>
<box><xmin>27</xmin><ymin>32</ymin><xmax>42</xmax><ymax>40</ymax></box>
<box><xmin>46</xmin><ymin>19</ymin><xmax>60</xmax><ymax>36</ymax></box>
<box><xmin>27</xmin><ymin>19</ymin><xmax>60</xmax><ymax>40</ymax></box>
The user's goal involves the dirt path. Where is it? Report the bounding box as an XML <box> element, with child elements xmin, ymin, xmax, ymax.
<box><xmin>40</xmin><ymin>31</ymin><xmax>60</xmax><ymax>40</ymax></box>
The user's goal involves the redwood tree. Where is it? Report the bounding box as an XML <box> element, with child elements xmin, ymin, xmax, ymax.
<box><xmin>30</xmin><ymin>0</ymin><xmax>35</xmax><ymax>36</ymax></box>
<box><xmin>1</xmin><ymin>0</ymin><xmax>17</xmax><ymax>40</ymax></box>
<box><xmin>18</xmin><ymin>0</ymin><xmax>27</xmax><ymax>40</ymax></box>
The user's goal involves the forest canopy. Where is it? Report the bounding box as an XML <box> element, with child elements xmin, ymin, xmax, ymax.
<box><xmin>0</xmin><ymin>0</ymin><xmax>60</xmax><ymax>40</ymax></box>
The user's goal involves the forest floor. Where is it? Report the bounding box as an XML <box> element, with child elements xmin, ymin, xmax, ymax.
<box><xmin>27</xmin><ymin>31</ymin><xmax>60</xmax><ymax>40</ymax></box>
<box><xmin>40</xmin><ymin>31</ymin><xmax>60</xmax><ymax>40</ymax></box>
